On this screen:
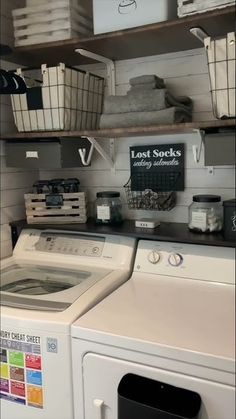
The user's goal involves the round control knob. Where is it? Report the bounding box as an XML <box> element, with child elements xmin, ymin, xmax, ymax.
<box><xmin>168</xmin><ymin>253</ymin><xmax>183</xmax><ymax>267</ymax></box>
<box><xmin>148</xmin><ymin>250</ymin><xmax>161</xmax><ymax>264</ymax></box>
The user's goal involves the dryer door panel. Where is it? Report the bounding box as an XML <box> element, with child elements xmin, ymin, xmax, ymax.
<box><xmin>82</xmin><ymin>354</ymin><xmax>235</xmax><ymax>419</ymax></box>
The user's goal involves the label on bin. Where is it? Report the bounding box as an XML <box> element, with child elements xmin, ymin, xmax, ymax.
<box><xmin>26</xmin><ymin>151</ymin><xmax>38</xmax><ymax>158</ymax></box>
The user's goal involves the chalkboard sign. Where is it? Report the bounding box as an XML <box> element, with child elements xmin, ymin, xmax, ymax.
<box><xmin>130</xmin><ymin>144</ymin><xmax>185</xmax><ymax>192</ymax></box>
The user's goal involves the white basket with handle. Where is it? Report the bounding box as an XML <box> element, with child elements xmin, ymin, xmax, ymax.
<box><xmin>204</xmin><ymin>32</ymin><xmax>235</xmax><ymax>119</ymax></box>
<box><xmin>178</xmin><ymin>0</ymin><xmax>235</xmax><ymax>17</ymax></box>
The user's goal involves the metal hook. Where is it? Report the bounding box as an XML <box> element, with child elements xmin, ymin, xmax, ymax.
<box><xmin>78</xmin><ymin>142</ymin><xmax>94</xmax><ymax>166</ymax></box>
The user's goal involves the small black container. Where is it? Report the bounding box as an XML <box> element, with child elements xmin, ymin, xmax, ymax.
<box><xmin>223</xmin><ymin>199</ymin><xmax>236</xmax><ymax>241</ymax></box>
<box><xmin>118</xmin><ymin>374</ymin><xmax>201</xmax><ymax>419</ymax></box>
<box><xmin>63</xmin><ymin>178</ymin><xmax>80</xmax><ymax>193</ymax></box>
<box><xmin>33</xmin><ymin>180</ymin><xmax>50</xmax><ymax>194</ymax></box>
<box><xmin>49</xmin><ymin>178</ymin><xmax>64</xmax><ymax>193</ymax></box>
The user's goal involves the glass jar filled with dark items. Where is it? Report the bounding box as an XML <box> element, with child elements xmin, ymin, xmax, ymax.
<box><xmin>95</xmin><ymin>191</ymin><xmax>123</xmax><ymax>224</ymax></box>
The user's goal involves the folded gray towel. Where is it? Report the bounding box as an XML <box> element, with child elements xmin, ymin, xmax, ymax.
<box><xmin>128</xmin><ymin>82</ymin><xmax>158</xmax><ymax>91</ymax></box>
<box><xmin>130</xmin><ymin>74</ymin><xmax>165</xmax><ymax>88</ymax></box>
<box><xmin>100</xmin><ymin>107</ymin><xmax>192</xmax><ymax>129</ymax></box>
<box><xmin>103</xmin><ymin>89</ymin><xmax>193</xmax><ymax>115</ymax></box>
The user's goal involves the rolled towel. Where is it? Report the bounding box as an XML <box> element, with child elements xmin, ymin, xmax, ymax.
<box><xmin>100</xmin><ymin>107</ymin><xmax>192</xmax><ymax>129</ymax></box>
<box><xmin>130</xmin><ymin>74</ymin><xmax>165</xmax><ymax>88</ymax></box>
<box><xmin>103</xmin><ymin>89</ymin><xmax>193</xmax><ymax>115</ymax></box>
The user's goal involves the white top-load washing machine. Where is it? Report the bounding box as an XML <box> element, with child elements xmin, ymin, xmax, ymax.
<box><xmin>72</xmin><ymin>240</ymin><xmax>235</xmax><ymax>419</ymax></box>
<box><xmin>0</xmin><ymin>228</ymin><xmax>136</xmax><ymax>419</ymax></box>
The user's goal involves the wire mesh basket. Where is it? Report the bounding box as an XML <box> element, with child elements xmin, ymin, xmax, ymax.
<box><xmin>204</xmin><ymin>32</ymin><xmax>235</xmax><ymax>119</ymax></box>
<box><xmin>10</xmin><ymin>63</ymin><xmax>105</xmax><ymax>132</ymax></box>
<box><xmin>125</xmin><ymin>186</ymin><xmax>177</xmax><ymax>211</ymax></box>
<box><xmin>124</xmin><ymin>172</ymin><xmax>180</xmax><ymax>211</ymax></box>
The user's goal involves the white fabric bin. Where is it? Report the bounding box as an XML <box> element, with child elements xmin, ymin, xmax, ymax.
<box><xmin>93</xmin><ymin>0</ymin><xmax>177</xmax><ymax>34</ymax></box>
<box><xmin>10</xmin><ymin>63</ymin><xmax>105</xmax><ymax>132</ymax></box>
<box><xmin>204</xmin><ymin>32</ymin><xmax>235</xmax><ymax>119</ymax></box>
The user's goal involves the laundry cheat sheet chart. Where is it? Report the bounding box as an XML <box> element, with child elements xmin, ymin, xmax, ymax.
<box><xmin>0</xmin><ymin>330</ymin><xmax>43</xmax><ymax>409</ymax></box>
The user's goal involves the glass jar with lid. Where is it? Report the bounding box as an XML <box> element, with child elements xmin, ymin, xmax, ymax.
<box><xmin>188</xmin><ymin>195</ymin><xmax>223</xmax><ymax>233</ymax></box>
<box><xmin>95</xmin><ymin>191</ymin><xmax>123</xmax><ymax>225</ymax></box>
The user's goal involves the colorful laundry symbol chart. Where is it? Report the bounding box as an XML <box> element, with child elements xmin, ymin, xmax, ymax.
<box><xmin>10</xmin><ymin>366</ymin><xmax>25</xmax><ymax>382</ymax></box>
<box><xmin>11</xmin><ymin>381</ymin><xmax>25</xmax><ymax>398</ymax></box>
<box><xmin>0</xmin><ymin>349</ymin><xmax>8</xmax><ymax>363</ymax></box>
<box><xmin>25</xmin><ymin>354</ymin><xmax>42</xmax><ymax>370</ymax></box>
<box><xmin>9</xmin><ymin>351</ymin><xmax>24</xmax><ymax>368</ymax></box>
<box><xmin>0</xmin><ymin>378</ymin><xmax>9</xmax><ymax>393</ymax></box>
<box><xmin>26</xmin><ymin>370</ymin><xmax>42</xmax><ymax>386</ymax></box>
<box><xmin>0</xmin><ymin>363</ymin><xmax>9</xmax><ymax>379</ymax></box>
<box><xmin>27</xmin><ymin>385</ymin><xmax>43</xmax><ymax>408</ymax></box>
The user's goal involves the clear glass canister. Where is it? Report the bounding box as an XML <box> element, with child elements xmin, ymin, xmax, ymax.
<box><xmin>95</xmin><ymin>191</ymin><xmax>123</xmax><ymax>224</ymax></box>
<box><xmin>188</xmin><ymin>195</ymin><xmax>223</xmax><ymax>233</ymax></box>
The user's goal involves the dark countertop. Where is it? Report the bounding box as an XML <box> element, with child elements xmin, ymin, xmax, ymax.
<box><xmin>10</xmin><ymin>219</ymin><xmax>236</xmax><ymax>248</ymax></box>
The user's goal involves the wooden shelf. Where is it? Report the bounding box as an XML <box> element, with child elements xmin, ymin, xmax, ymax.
<box><xmin>10</xmin><ymin>219</ymin><xmax>236</xmax><ymax>248</ymax></box>
<box><xmin>2</xmin><ymin>120</ymin><xmax>235</xmax><ymax>140</ymax></box>
<box><xmin>5</xmin><ymin>6</ymin><xmax>236</xmax><ymax>66</ymax></box>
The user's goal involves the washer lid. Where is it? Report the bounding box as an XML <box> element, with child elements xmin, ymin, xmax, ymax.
<box><xmin>1</xmin><ymin>263</ymin><xmax>111</xmax><ymax>312</ymax></box>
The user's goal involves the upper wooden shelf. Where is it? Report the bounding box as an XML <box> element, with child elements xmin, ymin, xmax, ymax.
<box><xmin>7</xmin><ymin>6</ymin><xmax>236</xmax><ymax>66</ymax></box>
<box><xmin>2</xmin><ymin>120</ymin><xmax>235</xmax><ymax>140</ymax></box>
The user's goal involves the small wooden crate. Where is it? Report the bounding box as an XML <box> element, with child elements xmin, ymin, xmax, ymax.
<box><xmin>12</xmin><ymin>0</ymin><xmax>93</xmax><ymax>47</ymax></box>
<box><xmin>24</xmin><ymin>192</ymin><xmax>87</xmax><ymax>224</ymax></box>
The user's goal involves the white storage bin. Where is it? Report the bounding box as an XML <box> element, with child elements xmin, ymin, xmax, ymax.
<box><xmin>178</xmin><ymin>0</ymin><xmax>235</xmax><ymax>17</ymax></box>
<box><xmin>10</xmin><ymin>63</ymin><xmax>105</xmax><ymax>132</ymax></box>
<box><xmin>13</xmin><ymin>0</ymin><xmax>93</xmax><ymax>46</ymax></box>
<box><xmin>204</xmin><ymin>32</ymin><xmax>235</xmax><ymax>119</ymax></box>
<box><xmin>93</xmin><ymin>0</ymin><xmax>177</xmax><ymax>34</ymax></box>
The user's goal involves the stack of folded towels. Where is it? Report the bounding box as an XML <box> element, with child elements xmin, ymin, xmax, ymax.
<box><xmin>100</xmin><ymin>74</ymin><xmax>193</xmax><ymax>129</ymax></box>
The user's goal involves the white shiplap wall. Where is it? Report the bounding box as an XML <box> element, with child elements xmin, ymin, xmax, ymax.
<box><xmin>40</xmin><ymin>48</ymin><xmax>235</xmax><ymax>221</ymax></box>
<box><xmin>0</xmin><ymin>0</ymin><xmax>39</xmax><ymax>259</ymax></box>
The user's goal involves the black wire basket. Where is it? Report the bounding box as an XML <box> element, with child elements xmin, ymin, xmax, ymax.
<box><xmin>124</xmin><ymin>171</ymin><xmax>180</xmax><ymax>211</ymax></box>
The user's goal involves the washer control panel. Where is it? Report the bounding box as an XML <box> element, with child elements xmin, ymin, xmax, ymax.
<box><xmin>34</xmin><ymin>232</ymin><xmax>105</xmax><ymax>257</ymax></box>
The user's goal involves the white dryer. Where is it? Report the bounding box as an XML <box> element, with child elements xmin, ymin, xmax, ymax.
<box><xmin>0</xmin><ymin>228</ymin><xmax>136</xmax><ymax>419</ymax></box>
<box><xmin>72</xmin><ymin>240</ymin><xmax>235</xmax><ymax>419</ymax></box>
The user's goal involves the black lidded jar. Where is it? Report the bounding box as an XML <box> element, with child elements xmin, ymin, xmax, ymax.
<box><xmin>223</xmin><ymin>199</ymin><xmax>236</xmax><ymax>241</ymax></box>
<box><xmin>95</xmin><ymin>191</ymin><xmax>123</xmax><ymax>225</ymax></box>
<box><xmin>188</xmin><ymin>194</ymin><xmax>223</xmax><ymax>233</ymax></box>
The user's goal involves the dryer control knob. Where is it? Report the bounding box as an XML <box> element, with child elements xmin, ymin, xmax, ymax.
<box><xmin>148</xmin><ymin>250</ymin><xmax>161</xmax><ymax>264</ymax></box>
<box><xmin>168</xmin><ymin>253</ymin><xmax>183</xmax><ymax>267</ymax></box>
